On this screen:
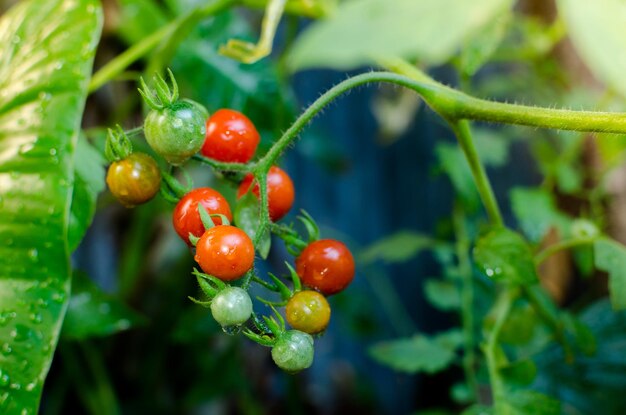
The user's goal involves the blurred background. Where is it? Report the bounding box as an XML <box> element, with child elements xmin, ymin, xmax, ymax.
<box><xmin>3</xmin><ymin>0</ymin><xmax>626</xmax><ymax>413</ymax></box>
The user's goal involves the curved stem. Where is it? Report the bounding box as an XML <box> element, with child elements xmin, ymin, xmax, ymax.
<box><xmin>453</xmin><ymin>204</ymin><xmax>479</xmax><ymax>400</ymax></box>
<box><xmin>257</xmin><ymin>72</ymin><xmax>433</xmax><ymax>167</ymax></box>
<box><xmin>534</xmin><ymin>238</ymin><xmax>597</xmax><ymax>266</ymax></box>
<box><xmin>450</xmin><ymin>120</ymin><xmax>503</xmax><ymax>226</ymax></box>
<box><xmin>258</xmin><ymin>71</ymin><xmax>626</xmax><ymax>171</ymax></box>
<box><xmin>483</xmin><ymin>287</ymin><xmax>517</xmax><ymax>413</ymax></box>
<box><xmin>191</xmin><ymin>154</ymin><xmax>253</xmax><ymax>172</ymax></box>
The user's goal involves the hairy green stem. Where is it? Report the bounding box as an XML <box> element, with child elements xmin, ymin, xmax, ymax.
<box><xmin>89</xmin><ymin>0</ymin><xmax>236</xmax><ymax>92</ymax></box>
<box><xmin>483</xmin><ymin>288</ymin><xmax>517</xmax><ymax>412</ymax></box>
<box><xmin>258</xmin><ymin>71</ymin><xmax>626</xmax><ymax>176</ymax></box>
<box><xmin>534</xmin><ymin>238</ymin><xmax>597</xmax><ymax>266</ymax></box>
<box><xmin>523</xmin><ymin>284</ymin><xmax>573</xmax><ymax>362</ymax></box>
<box><xmin>451</xmin><ymin>120</ymin><xmax>504</xmax><ymax>226</ymax></box>
<box><xmin>192</xmin><ymin>154</ymin><xmax>253</xmax><ymax>172</ymax></box>
<box><xmin>453</xmin><ymin>204</ymin><xmax>479</xmax><ymax>399</ymax></box>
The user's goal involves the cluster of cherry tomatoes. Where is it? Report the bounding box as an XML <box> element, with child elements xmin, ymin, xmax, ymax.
<box><xmin>104</xmin><ymin>71</ymin><xmax>355</xmax><ymax>373</ymax></box>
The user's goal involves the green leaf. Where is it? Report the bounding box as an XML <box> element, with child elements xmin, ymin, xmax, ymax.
<box><xmin>596</xmin><ymin>133</ymin><xmax>626</xmax><ymax>171</ymax></box>
<box><xmin>424</xmin><ymin>279</ymin><xmax>461</xmax><ymax>311</ymax></box>
<box><xmin>360</xmin><ymin>231</ymin><xmax>445</xmax><ymax>264</ymax></box>
<box><xmin>62</xmin><ymin>272</ymin><xmax>145</xmax><ymax>340</ymax></box>
<box><xmin>562</xmin><ymin>312</ymin><xmax>596</xmax><ymax>356</ymax></box>
<box><xmin>510</xmin><ymin>187</ymin><xmax>570</xmax><ymax>243</ymax></box>
<box><xmin>498</xmin><ymin>304</ymin><xmax>538</xmax><ymax>345</ymax></box>
<box><xmin>557</xmin><ymin>0</ymin><xmax>626</xmax><ymax>99</ymax></box>
<box><xmin>501</xmin><ymin>390</ymin><xmax>561</xmax><ymax>415</ymax></box>
<box><xmin>500</xmin><ymin>359</ymin><xmax>537</xmax><ymax>387</ymax></box>
<box><xmin>473</xmin><ymin>228</ymin><xmax>538</xmax><ymax>285</ymax></box>
<box><xmin>369</xmin><ymin>329</ymin><xmax>463</xmax><ymax>374</ymax></box>
<box><xmin>68</xmin><ymin>136</ymin><xmax>106</xmax><ymax>251</ymax></box>
<box><xmin>554</xmin><ymin>161</ymin><xmax>582</xmax><ymax>194</ymax></box>
<box><xmin>171</xmin><ymin>11</ymin><xmax>293</xmax><ymax>134</ymax></box>
<box><xmin>436</xmin><ymin>143</ymin><xmax>480</xmax><ymax>210</ymax></box>
<box><xmin>118</xmin><ymin>0</ymin><xmax>168</xmax><ymax>45</ymax></box>
<box><xmin>461</xmin><ymin>405</ymin><xmax>493</xmax><ymax>415</ymax></box>
<box><xmin>287</xmin><ymin>0</ymin><xmax>514</xmax><ymax>71</ymax></box>
<box><xmin>0</xmin><ymin>0</ymin><xmax>102</xmax><ymax>412</ymax></box>
<box><xmin>594</xmin><ymin>238</ymin><xmax>626</xmax><ymax>310</ymax></box>
<box><xmin>234</xmin><ymin>191</ymin><xmax>271</xmax><ymax>259</ymax></box>
<box><xmin>436</xmin><ymin>130</ymin><xmax>510</xmax><ymax>210</ymax></box>
<box><xmin>459</xmin><ymin>9</ymin><xmax>512</xmax><ymax>76</ymax></box>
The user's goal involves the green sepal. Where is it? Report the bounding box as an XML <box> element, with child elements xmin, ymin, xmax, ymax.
<box><xmin>267</xmin><ymin>272</ymin><xmax>293</xmax><ymax>300</ymax></box>
<box><xmin>188</xmin><ymin>296</ymin><xmax>212</xmax><ymax>308</ymax></box>
<box><xmin>252</xmin><ymin>311</ymin><xmax>271</xmax><ymax>334</ymax></box>
<box><xmin>251</xmin><ymin>275</ymin><xmax>280</xmax><ymax>292</ymax></box>
<box><xmin>298</xmin><ymin>210</ymin><xmax>320</xmax><ymax>242</ymax></box>
<box><xmin>161</xmin><ymin>169</ymin><xmax>192</xmax><ymax>200</ymax></box>
<box><xmin>198</xmin><ymin>203</ymin><xmax>216</xmax><ymax>231</ymax></box>
<box><xmin>242</xmin><ymin>328</ymin><xmax>275</xmax><ymax>347</ymax></box>
<box><xmin>138</xmin><ymin>68</ymin><xmax>179</xmax><ymax>110</ymax></box>
<box><xmin>188</xmin><ymin>233</ymin><xmax>200</xmax><ymax>246</ymax></box>
<box><xmin>192</xmin><ymin>268</ymin><xmax>226</xmax><ymax>298</ymax></box>
<box><xmin>263</xmin><ymin>315</ymin><xmax>282</xmax><ymax>336</ymax></box>
<box><xmin>104</xmin><ymin>125</ymin><xmax>133</xmax><ymax>162</ymax></box>
<box><xmin>285</xmin><ymin>262</ymin><xmax>302</xmax><ymax>292</ymax></box>
<box><xmin>256</xmin><ymin>296</ymin><xmax>288</xmax><ymax>307</ymax></box>
<box><xmin>138</xmin><ymin>76</ymin><xmax>161</xmax><ymax>110</ymax></box>
<box><xmin>211</xmin><ymin>213</ymin><xmax>230</xmax><ymax>226</ymax></box>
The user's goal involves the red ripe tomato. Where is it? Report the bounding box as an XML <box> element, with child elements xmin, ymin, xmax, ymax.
<box><xmin>201</xmin><ymin>109</ymin><xmax>260</xmax><ymax>163</ymax></box>
<box><xmin>295</xmin><ymin>239</ymin><xmax>355</xmax><ymax>295</ymax></box>
<box><xmin>173</xmin><ymin>187</ymin><xmax>232</xmax><ymax>245</ymax></box>
<box><xmin>194</xmin><ymin>225</ymin><xmax>255</xmax><ymax>281</ymax></box>
<box><xmin>237</xmin><ymin>166</ymin><xmax>295</xmax><ymax>221</ymax></box>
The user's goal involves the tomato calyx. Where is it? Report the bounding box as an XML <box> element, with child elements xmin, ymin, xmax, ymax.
<box><xmin>138</xmin><ymin>68</ymin><xmax>180</xmax><ymax>110</ymax></box>
<box><xmin>189</xmin><ymin>268</ymin><xmax>228</xmax><ymax>303</ymax></box>
<box><xmin>249</xmin><ymin>262</ymin><xmax>302</xmax><ymax>308</ymax></box>
<box><xmin>188</xmin><ymin>270</ymin><xmax>253</xmax><ymax>328</ymax></box>
<box><xmin>269</xmin><ymin>210</ymin><xmax>320</xmax><ymax>256</ymax></box>
<box><xmin>160</xmin><ymin>169</ymin><xmax>193</xmax><ymax>204</ymax></box>
<box><xmin>187</xmin><ymin>203</ymin><xmax>232</xmax><ymax>246</ymax></box>
<box><xmin>104</xmin><ymin>125</ymin><xmax>133</xmax><ymax>162</ymax></box>
<box><xmin>242</xmin><ymin>305</ymin><xmax>286</xmax><ymax>347</ymax></box>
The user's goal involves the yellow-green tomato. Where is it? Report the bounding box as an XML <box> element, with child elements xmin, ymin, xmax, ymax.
<box><xmin>285</xmin><ymin>290</ymin><xmax>331</xmax><ymax>334</ymax></box>
<box><xmin>143</xmin><ymin>99</ymin><xmax>209</xmax><ymax>166</ymax></box>
<box><xmin>106</xmin><ymin>152</ymin><xmax>161</xmax><ymax>207</ymax></box>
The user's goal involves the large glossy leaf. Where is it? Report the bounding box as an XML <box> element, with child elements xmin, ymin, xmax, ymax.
<box><xmin>0</xmin><ymin>0</ymin><xmax>101</xmax><ymax>412</ymax></box>
<box><xmin>557</xmin><ymin>0</ymin><xmax>626</xmax><ymax>99</ymax></box>
<box><xmin>287</xmin><ymin>0</ymin><xmax>514</xmax><ymax>71</ymax></box>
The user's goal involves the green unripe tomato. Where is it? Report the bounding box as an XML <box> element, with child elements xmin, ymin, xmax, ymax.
<box><xmin>271</xmin><ymin>330</ymin><xmax>314</xmax><ymax>373</ymax></box>
<box><xmin>210</xmin><ymin>287</ymin><xmax>253</xmax><ymax>327</ymax></box>
<box><xmin>143</xmin><ymin>99</ymin><xmax>209</xmax><ymax>165</ymax></box>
